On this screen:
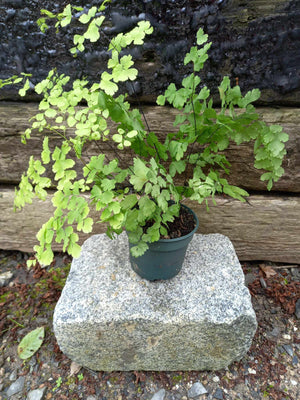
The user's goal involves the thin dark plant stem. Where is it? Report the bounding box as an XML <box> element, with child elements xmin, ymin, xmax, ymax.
<box><xmin>92</xmin><ymin>142</ymin><xmax>132</xmax><ymax>187</ymax></box>
<box><xmin>183</xmin><ymin>72</ymin><xmax>198</xmax><ymax>184</ymax></box>
<box><xmin>7</xmin><ymin>317</ymin><xmax>25</xmax><ymax>328</ymax></box>
<box><xmin>101</xmin><ymin>30</ymin><xmax>163</xmax><ymax>163</ymax></box>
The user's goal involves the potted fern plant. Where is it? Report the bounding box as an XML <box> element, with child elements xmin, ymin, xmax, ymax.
<box><xmin>0</xmin><ymin>3</ymin><xmax>289</xmax><ymax>280</ymax></box>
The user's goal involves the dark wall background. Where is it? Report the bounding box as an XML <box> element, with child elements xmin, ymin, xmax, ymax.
<box><xmin>0</xmin><ymin>0</ymin><xmax>299</xmax><ymax>105</ymax></box>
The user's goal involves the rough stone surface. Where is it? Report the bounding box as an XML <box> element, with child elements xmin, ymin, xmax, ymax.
<box><xmin>53</xmin><ymin>233</ymin><xmax>257</xmax><ymax>371</ymax></box>
<box><xmin>6</xmin><ymin>376</ymin><xmax>25</xmax><ymax>397</ymax></box>
<box><xmin>282</xmin><ymin>344</ymin><xmax>294</xmax><ymax>357</ymax></box>
<box><xmin>0</xmin><ymin>271</ymin><xmax>13</xmax><ymax>287</ymax></box>
<box><xmin>150</xmin><ymin>389</ymin><xmax>166</xmax><ymax>400</ymax></box>
<box><xmin>27</xmin><ymin>387</ymin><xmax>46</xmax><ymax>400</ymax></box>
<box><xmin>188</xmin><ymin>382</ymin><xmax>208</xmax><ymax>397</ymax></box>
<box><xmin>213</xmin><ymin>388</ymin><xmax>224</xmax><ymax>399</ymax></box>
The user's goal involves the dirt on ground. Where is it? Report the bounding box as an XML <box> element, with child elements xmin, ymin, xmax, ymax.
<box><xmin>0</xmin><ymin>250</ymin><xmax>299</xmax><ymax>400</ymax></box>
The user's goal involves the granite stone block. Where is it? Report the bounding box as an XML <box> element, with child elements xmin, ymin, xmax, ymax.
<box><xmin>53</xmin><ymin>233</ymin><xmax>257</xmax><ymax>371</ymax></box>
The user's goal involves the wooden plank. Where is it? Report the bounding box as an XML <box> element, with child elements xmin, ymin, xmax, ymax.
<box><xmin>185</xmin><ymin>196</ymin><xmax>300</xmax><ymax>263</ymax></box>
<box><xmin>0</xmin><ymin>102</ymin><xmax>299</xmax><ymax>192</ymax></box>
<box><xmin>0</xmin><ymin>186</ymin><xmax>299</xmax><ymax>263</ymax></box>
<box><xmin>0</xmin><ymin>0</ymin><xmax>299</xmax><ymax>105</ymax></box>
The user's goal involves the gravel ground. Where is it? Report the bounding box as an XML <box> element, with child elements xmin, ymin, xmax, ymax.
<box><xmin>0</xmin><ymin>250</ymin><xmax>299</xmax><ymax>400</ymax></box>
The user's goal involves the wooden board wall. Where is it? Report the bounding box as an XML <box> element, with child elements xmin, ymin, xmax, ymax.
<box><xmin>0</xmin><ymin>102</ymin><xmax>299</xmax><ymax>262</ymax></box>
<box><xmin>1</xmin><ymin>0</ymin><xmax>299</xmax><ymax>105</ymax></box>
<box><xmin>0</xmin><ymin>102</ymin><xmax>299</xmax><ymax>192</ymax></box>
<box><xmin>0</xmin><ymin>187</ymin><xmax>299</xmax><ymax>263</ymax></box>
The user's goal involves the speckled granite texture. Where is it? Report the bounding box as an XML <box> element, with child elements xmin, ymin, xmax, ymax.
<box><xmin>53</xmin><ymin>233</ymin><xmax>257</xmax><ymax>371</ymax></box>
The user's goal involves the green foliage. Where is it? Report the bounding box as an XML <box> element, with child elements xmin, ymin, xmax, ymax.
<box><xmin>53</xmin><ymin>376</ymin><xmax>63</xmax><ymax>392</ymax></box>
<box><xmin>77</xmin><ymin>373</ymin><xmax>84</xmax><ymax>381</ymax></box>
<box><xmin>6</xmin><ymin>3</ymin><xmax>289</xmax><ymax>266</ymax></box>
<box><xmin>0</xmin><ymin>73</ymin><xmax>31</xmax><ymax>90</ymax></box>
<box><xmin>17</xmin><ymin>326</ymin><xmax>45</xmax><ymax>359</ymax></box>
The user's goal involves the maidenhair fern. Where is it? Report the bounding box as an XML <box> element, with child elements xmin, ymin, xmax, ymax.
<box><xmin>0</xmin><ymin>2</ymin><xmax>289</xmax><ymax>266</ymax></box>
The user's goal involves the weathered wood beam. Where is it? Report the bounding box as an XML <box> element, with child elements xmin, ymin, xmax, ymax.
<box><xmin>0</xmin><ymin>186</ymin><xmax>299</xmax><ymax>263</ymax></box>
<box><xmin>1</xmin><ymin>0</ymin><xmax>299</xmax><ymax>105</ymax></box>
<box><xmin>0</xmin><ymin>102</ymin><xmax>299</xmax><ymax>192</ymax></box>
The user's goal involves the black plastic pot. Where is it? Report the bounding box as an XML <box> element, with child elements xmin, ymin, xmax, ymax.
<box><xmin>129</xmin><ymin>204</ymin><xmax>199</xmax><ymax>281</ymax></box>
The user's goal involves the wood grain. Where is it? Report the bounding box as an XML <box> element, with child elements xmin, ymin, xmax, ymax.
<box><xmin>0</xmin><ymin>102</ymin><xmax>299</xmax><ymax>192</ymax></box>
<box><xmin>1</xmin><ymin>187</ymin><xmax>299</xmax><ymax>263</ymax></box>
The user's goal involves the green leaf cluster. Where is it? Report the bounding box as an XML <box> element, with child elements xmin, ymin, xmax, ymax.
<box><xmin>8</xmin><ymin>7</ymin><xmax>289</xmax><ymax>266</ymax></box>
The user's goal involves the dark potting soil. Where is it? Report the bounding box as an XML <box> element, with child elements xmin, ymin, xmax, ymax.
<box><xmin>164</xmin><ymin>206</ymin><xmax>196</xmax><ymax>239</ymax></box>
<box><xmin>143</xmin><ymin>205</ymin><xmax>196</xmax><ymax>239</ymax></box>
